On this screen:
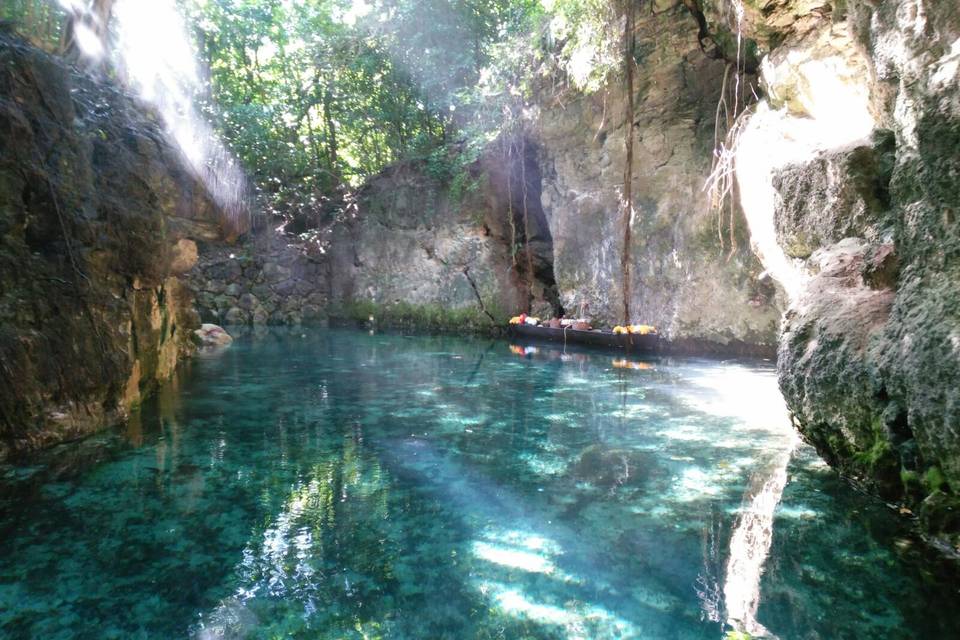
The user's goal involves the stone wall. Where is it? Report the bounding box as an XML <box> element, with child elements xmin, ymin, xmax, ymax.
<box><xmin>759</xmin><ymin>0</ymin><xmax>960</xmax><ymax>548</ymax></box>
<box><xmin>534</xmin><ymin>3</ymin><xmax>781</xmax><ymax>351</ymax></box>
<box><xmin>189</xmin><ymin>233</ymin><xmax>329</xmax><ymax>326</ymax></box>
<box><xmin>0</xmin><ymin>35</ymin><xmax>230</xmax><ymax>458</ymax></box>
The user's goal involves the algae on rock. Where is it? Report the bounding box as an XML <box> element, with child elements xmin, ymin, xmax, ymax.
<box><xmin>768</xmin><ymin>0</ymin><xmax>960</xmax><ymax>549</ymax></box>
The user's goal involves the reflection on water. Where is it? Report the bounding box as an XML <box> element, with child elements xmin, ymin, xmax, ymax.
<box><xmin>724</xmin><ymin>443</ymin><xmax>796</xmax><ymax>638</ymax></box>
<box><xmin>0</xmin><ymin>329</ymin><xmax>958</xmax><ymax>639</ymax></box>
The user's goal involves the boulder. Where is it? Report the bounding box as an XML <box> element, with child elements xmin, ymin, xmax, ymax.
<box><xmin>238</xmin><ymin>292</ymin><xmax>259</xmax><ymax>310</ymax></box>
<box><xmin>194</xmin><ymin>323</ymin><xmax>233</xmax><ymax>347</ymax></box>
<box><xmin>169</xmin><ymin>238</ymin><xmax>199</xmax><ymax>274</ymax></box>
<box><xmin>224</xmin><ymin>307</ymin><xmax>247</xmax><ymax>325</ymax></box>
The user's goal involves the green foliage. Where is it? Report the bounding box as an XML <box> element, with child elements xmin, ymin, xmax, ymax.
<box><xmin>0</xmin><ymin>1</ymin><xmax>66</xmax><ymax>52</ymax></box>
<box><xmin>537</xmin><ymin>0</ymin><xmax>619</xmax><ymax>93</ymax></box>
<box><xmin>182</xmin><ymin>0</ymin><xmax>567</xmax><ymax>229</ymax></box>
<box><xmin>853</xmin><ymin>432</ymin><xmax>893</xmax><ymax>470</ymax></box>
<box><xmin>852</xmin><ymin>417</ymin><xmax>898</xmax><ymax>481</ymax></box>
<box><xmin>424</xmin><ymin>141</ymin><xmax>484</xmax><ymax>203</ymax></box>
<box><xmin>924</xmin><ymin>466</ymin><xmax>948</xmax><ymax>493</ymax></box>
<box><xmin>851</xmin><ymin>417</ymin><xmax>902</xmax><ymax>496</ymax></box>
<box><xmin>182</xmin><ymin>0</ymin><xmax>450</xmax><ymax>224</ymax></box>
<box><xmin>900</xmin><ymin>468</ymin><xmax>921</xmax><ymax>495</ymax></box>
<box><xmin>5</xmin><ymin>0</ymin><xmax>630</xmax><ymax>231</ymax></box>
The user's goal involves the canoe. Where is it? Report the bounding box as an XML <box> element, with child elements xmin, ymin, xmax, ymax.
<box><xmin>508</xmin><ymin>323</ymin><xmax>660</xmax><ymax>352</ymax></box>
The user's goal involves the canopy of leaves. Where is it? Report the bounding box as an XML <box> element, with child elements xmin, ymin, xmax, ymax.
<box><xmin>2</xmin><ymin>0</ymin><xmax>623</xmax><ymax>230</ymax></box>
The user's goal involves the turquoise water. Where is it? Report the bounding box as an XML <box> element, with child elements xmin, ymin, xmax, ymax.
<box><xmin>1</xmin><ymin>328</ymin><xmax>957</xmax><ymax>639</ymax></box>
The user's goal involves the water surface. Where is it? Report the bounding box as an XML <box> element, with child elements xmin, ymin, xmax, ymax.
<box><xmin>1</xmin><ymin>328</ymin><xmax>957</xmax><ymax>639</ymax></box>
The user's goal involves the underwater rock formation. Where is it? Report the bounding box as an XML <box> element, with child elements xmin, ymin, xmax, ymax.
<box><xmin>0</xmin><ymin>34</ymin><xmax>232</xmax><ymax>458</ymax></box>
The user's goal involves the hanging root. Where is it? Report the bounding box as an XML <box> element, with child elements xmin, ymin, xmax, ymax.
<box><xmin>702</xmin><ymin>0</ymin><xmax>751</xmax><ymax>260</ymax></box>
<box><xmin>504</xmin><ymin>134</ymin><xmax>518</xmax><ymax>272</ymax></box>
<box><xmin>704</xmin><ymin>42</ymin><xmax>753</xmax><ymax>260</ymax></box>
<box><xmin>703</xmin><ymin>112</ymin><xmax>749</xmax><ymax>258</ymax></box>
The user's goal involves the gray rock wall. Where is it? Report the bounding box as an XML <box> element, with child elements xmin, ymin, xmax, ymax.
<box><xmin>535</xmin><ymin>5</ymin><xmax>781</xmax><ymax>350</ymax></box>
<box><xmin>326</xmin><ymin>154</ymin><xmax>549</xmax><ymax>326</ymax></box>
<box><xmin>770</xmin><ymin>0</ymin><xmax>960</xmax><ymax>548</ymax></box>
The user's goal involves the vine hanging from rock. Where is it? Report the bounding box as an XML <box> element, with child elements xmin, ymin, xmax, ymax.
<box><xmin>620</xmin><ymin>0</ymin><xmax>636</xmax><ymax>325</ymax></box>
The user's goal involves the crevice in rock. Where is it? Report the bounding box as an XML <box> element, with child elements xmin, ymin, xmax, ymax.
<box><xmin>482</xmin><ymin>134</ymin><xmax>562</xmax><ymax>316</ymax></box>
<box><xmin>462</xmin><ymin>266</ymin><xmax>498</xmax><ymax>325</ymax></box>
<box><xmin>682</xmin><ymin>0</ymin><xmax>761</xmax><ymax>74</ymax></box>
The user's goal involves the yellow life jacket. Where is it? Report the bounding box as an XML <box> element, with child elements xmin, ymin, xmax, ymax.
<box><xmin>626</xmin><ymin>324</ymin><xmax>657</xmax><ymax>335</ymax></box>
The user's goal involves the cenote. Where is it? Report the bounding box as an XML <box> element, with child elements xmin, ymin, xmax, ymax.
<box><xmin>1</xmin><ymin>328</ymin><xmax>957</xmax><ymax>639</ymax></box>
<box><xmin>4</xmin><ymin>1</ymin><xmax>960</xmax><ymax>636</ymax></box>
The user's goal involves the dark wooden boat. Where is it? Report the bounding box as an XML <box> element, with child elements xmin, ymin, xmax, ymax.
<box><xmin>508</xmin><ymin>323</ymin><xmax>660</xmax><ymax>352</ymax></box>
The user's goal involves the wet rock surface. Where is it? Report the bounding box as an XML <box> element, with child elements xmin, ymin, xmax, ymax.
<box><xmin>534</xmin><ymin>4</ymin><xmax>781</xmax><ymax>350</ymax></box>
<box><xmin>0</xmin><ymin>35</ymin><xmax>230</xmax><ymax>458</ymax></box>
<box><xmin>772</xmin><ymin>0</ymin><xmax>960</xmax><ymax>548</ymax></box>
<box><xmin>194</xmin><ymin>323</ymin><xmax>233</xmax><ymax>347</ymax></box>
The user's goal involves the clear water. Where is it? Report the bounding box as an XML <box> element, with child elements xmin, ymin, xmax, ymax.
<box><xmin>1</xmin><ymin>328</ymin><xmax>957</xmax><ymax>640</ymax></box>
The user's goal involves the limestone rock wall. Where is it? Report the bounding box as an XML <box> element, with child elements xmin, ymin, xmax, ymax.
<box><xmin>0</xmin><ymin>35</ymin><xmax>230</xmax><ymax>458</ymax></box>
<box><xmin>534</xmin><ymin>4</ymin><xmax>781</xmax><ymax>351</ymax></box>
<box><xmin>326</xmin><ymin>155</ymin><xmax>548</xmax><ymax>326</ymax></box>
<box><xmin>319</xmin><ymin>4</ymin><xmax>783</xmax><ymax>352</ymax></box>
<box><xmin>766</xmin><ymin>0</ymin><xmax>960</xmax><ymax>547</ymax></box>
<box><xmin>191</xmin><ymin>141</ymin><xmax>553</xmax><ymax>332</ymax></box>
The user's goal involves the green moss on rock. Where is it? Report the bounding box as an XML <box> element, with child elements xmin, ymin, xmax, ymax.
<box><xmin>329</xmin><ymin>300</ymin><xmax>506</xmax><ymax>335</ymax></box>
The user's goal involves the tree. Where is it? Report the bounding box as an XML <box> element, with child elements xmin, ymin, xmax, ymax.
<box><xmin>60</xmin><ymin>0</ymin><xmax>114</xmax><ymax>64</ymax></box>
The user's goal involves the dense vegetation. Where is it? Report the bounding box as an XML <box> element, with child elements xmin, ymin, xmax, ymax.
<box><xmin>2</xmin><ymin>0</ymin><xmax>620</xmax><ymax>231</ymax></box>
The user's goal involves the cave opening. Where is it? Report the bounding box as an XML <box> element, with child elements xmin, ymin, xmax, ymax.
<box><xmin>483</xmin><ymin>133</ymin><xmax>563</xmax><ymax>317</ymax></box>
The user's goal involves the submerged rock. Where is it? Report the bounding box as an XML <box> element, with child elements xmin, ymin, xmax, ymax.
<box><xmin>571</xmin><ymin>444</ymin><xmax>660</xmax><ymax>491</ymax></box>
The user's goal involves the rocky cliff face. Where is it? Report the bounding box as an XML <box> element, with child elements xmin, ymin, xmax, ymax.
<box><xmin>0</xmin><ymin>35</ymin><xmax>230</xmax><ymax>459</ymax></box>
<box><xmin>534</xmin><ymin>4</ymin><xmax>781</xmax><ymax>352</ymax></box>
<box><xmin>751</xmin><ymin>0</ymin><xmax>960</xmax><ymax>548</ymax></box>
<box><xmin>326</xmin><ymin>146</ymin><xmax>557</xmax><ymax>329</ymax></box>
<box><xmin>296</xmin><ymin>3</ymin><xmax>797</xmax><ymax>352</ymax></box>
<box><xmin>321</xmin><ymin>4</ymin><xmax>781</xmax><ymax>352</ymax></box>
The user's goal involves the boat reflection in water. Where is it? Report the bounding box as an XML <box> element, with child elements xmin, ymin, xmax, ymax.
<box><xmin>508</xmin><ymin>343</ymin><xmax>657</xmax><ymax>373</ymax></box>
